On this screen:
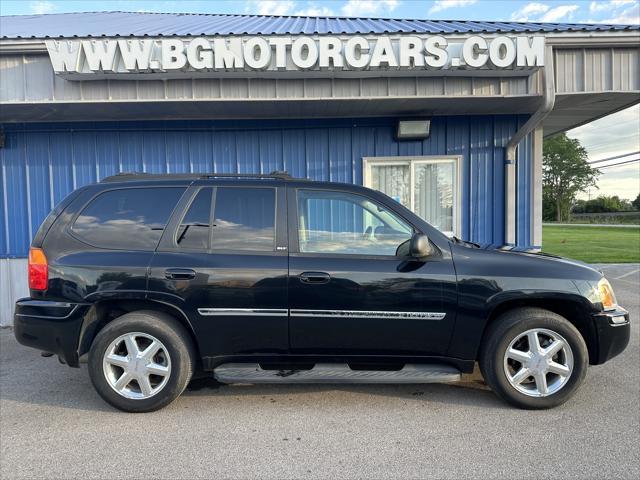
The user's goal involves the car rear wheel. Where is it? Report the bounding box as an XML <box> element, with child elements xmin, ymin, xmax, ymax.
<box><xmin>479</xmin><ymin>307</ymin><xmax>588</xmax><ymax>409</ymax></box>
<box><xmin>88</xmin><ymin>310</ymin><xmax>195</xmax><ymax>412</ymax></box>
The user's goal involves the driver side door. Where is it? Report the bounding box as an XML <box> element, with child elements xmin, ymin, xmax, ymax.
<box><xmin>287</xmin><ymin>187</ymin><xmax>458</xmax><ymax>356</ymax></box>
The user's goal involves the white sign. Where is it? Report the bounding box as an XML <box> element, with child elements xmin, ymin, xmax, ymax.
<box><xmin>45</xmin><ymin>35</ymin><xmax>545</xmax><ymax>79</ymax></box>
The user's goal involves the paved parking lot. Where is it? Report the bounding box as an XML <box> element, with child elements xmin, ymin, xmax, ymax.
<box><xmin>1</xmin><ymin>264</ymin><xmax>638</xmax><ymax>479</ymax></box>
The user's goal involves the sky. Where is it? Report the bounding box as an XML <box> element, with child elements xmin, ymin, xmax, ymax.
<box><xmin>568</xmin><ymin>105</ymin><xmax>640</xmax><ymax>202</ymax></box>
<box><xmin>1</xmin><ymin>0</ymin><xmax>639</xmax><ymax>200</ymax></box>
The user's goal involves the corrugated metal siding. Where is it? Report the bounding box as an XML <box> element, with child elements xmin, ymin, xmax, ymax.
<box><xmin>554</xmin><ymin>47</ymin><xmax>640</xmax><ymax>93</ymax></box>
<box><xmin>516</xmin><ymin>117</ymin><xmax>533</xmax><ymax>249</ymax></box>
<box><xmin>1</xmin><ymin>12</ymin><xmax>637</xmax><ymax>39</ymax></box>
<box><xmin>0</xmin><ymin>54</ymin><xmax>537</xmax><ymax>104</ymax></box>
<box><xmin>0</xmin><ymin>115</ymin><xmax>532</xmax><ymax>258</ymax></box>
<box><xmin>0</xmin><ymin>258</ymin><xmax>28</xmax><ymax>326</ymax></box>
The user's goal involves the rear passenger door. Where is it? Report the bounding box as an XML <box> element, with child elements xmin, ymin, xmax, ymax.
<box><xmin>45</xmin><ymin>185</ymin><xmax>187</xmax><ymax>303</ymax></box>
<box><xmin>148</xmin><ymin>183</ymin><xmax>289</xmax><ymax>358</ymax></box>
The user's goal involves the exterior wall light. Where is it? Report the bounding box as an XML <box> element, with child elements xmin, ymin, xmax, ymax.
<box><xmin>396</xmin><ymin>120</ymin><xmax>431</xmax><ymax>140</ymax></box>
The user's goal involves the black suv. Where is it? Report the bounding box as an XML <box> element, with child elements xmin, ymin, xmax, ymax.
<box><xmin>14</xmin><ymin>172</ymin><xmax>630</xmax><ymax>412</ymax></box>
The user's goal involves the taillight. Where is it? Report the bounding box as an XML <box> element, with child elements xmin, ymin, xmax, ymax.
<box><xmin>28</xmin><ymin>247</ymin><xmax>48</xmax><ymax>291</ymax></box>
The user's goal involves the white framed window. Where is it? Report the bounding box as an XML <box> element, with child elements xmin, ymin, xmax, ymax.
<box><xmin>363</xmin><ymin>155</ymin><xmax>462</xmax><ymax>237</ymax></box>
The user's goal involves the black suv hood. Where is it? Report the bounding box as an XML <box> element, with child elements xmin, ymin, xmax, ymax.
<box><xmin>451</xmin><ymin>243</ymin><xmax>602</xmax><ymax>282</ymax></box>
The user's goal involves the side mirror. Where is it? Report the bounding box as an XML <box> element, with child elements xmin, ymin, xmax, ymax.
<box><xmin>410</xmin><ymin>233</ymin><xmax>433</xmax><ymax>258</ymax></box>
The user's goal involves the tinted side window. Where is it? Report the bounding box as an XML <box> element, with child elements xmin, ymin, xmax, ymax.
<box><xmin>297</xmin><ymin>190</ymin><xmax>413</xmax><ymax>256</ymax></box>
<box><xmin>177</xmin><ymin>188</ymin><xmax>212</xmax><ymax>250</ymax></box>
<box><xmin>212</xmin><ymin>187</ymin><xmax>275</xmax><ymax>252</ymax></box>
<box><xmin>72</xmin><ymin>187</ymin><xmax>185</xmax><ymax>250</ymax></box>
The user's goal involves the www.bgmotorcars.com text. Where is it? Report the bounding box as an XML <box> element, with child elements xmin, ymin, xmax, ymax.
<box><xmin>46</xmin><ymin>34</ymin><xmax>545</xmax><ymax>76</ymax></box>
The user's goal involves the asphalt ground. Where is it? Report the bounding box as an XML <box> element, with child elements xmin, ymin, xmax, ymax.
<box><xmin>1</xmin><ymin>264</ymin><xmax>638</xmax><ymax>479</ymax></box>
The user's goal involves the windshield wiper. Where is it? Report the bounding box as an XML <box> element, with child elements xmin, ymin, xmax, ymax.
<box><xmin>452</xmin><ymin>236</ymin><xmax>481</xmax><ymax>248</ymax></box>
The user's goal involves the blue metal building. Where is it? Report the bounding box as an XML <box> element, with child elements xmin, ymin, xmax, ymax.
<box><xmin>0</xmin><ymin>12</ymin><xmax>638</xmax><ymax>324</ymax></box>
<box><xmin>1</xmin><ymin>115</ymin><xmax>531</xmax><ymax>255</ymax></box>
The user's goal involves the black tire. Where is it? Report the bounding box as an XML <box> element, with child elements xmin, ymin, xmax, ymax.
<box><xmin>88</xmin><ymin>310</ymin><xmax>196</xmax><ymax>413</ymax></box>
<box><xmin>479</xmin><ymin>307</ymin><xmax>588</xmax><ymax>409</ymax></box>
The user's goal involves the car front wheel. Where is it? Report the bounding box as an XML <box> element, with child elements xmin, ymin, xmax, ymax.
<box><xmin>88</xmin><ymin>310</ymin><xmax>195</xmax><ymax>412</ymax></box>
<box><xmin>479</xmin><ymin>307</ymin><xmax>589</xmax><ymax>409</ymax></box>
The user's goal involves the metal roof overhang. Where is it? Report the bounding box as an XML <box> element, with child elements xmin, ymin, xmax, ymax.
<box><xmin>0</xmin><ymin>95</ymin><xmax>544</xmax><ymax>123</ymax></box>
<box><xmin>544</xmin><ymin>92</ymin><xmax>640</xmax><ymax>136</ymax></box>
<box><xmin>2</xmin><ymin>93</ymin><xmax>638</xmax><ymax>137</ymax></box>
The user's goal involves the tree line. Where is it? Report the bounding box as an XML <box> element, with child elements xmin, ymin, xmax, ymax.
<box><xmin>572</xmin><ymin>195</ymin><xmax>639</xmax><ymax>214</ymax></box>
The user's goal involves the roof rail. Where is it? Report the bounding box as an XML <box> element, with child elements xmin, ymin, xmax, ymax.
<box><xmin>201</xmin><ymin>171</ymin><xmax>292</xmax><ymax>180</ymax></box>
<box><xmin>100</xmin><ymin>170</ymin><xmax>297</xmax><ymax>183</ymax></box>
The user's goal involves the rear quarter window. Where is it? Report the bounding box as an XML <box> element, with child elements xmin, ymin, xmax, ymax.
<box><xmin>71</xmin><ymin>187</ymin><xmax>185</xmax><ymax>250</ymax></box>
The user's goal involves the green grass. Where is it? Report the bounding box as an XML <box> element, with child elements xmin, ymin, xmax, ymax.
<box><xmin>542</xmin><ymin>225</ymin><xmax>640</xmax><ymax>263</ymax></box>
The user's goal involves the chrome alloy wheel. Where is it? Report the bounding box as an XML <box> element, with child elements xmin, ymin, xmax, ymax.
<box><xmin>503</xmin><ymin>328</ymin><xmax>574</xmax><ymax>397</ymax></box>
<box><xmin>102</xmin><ymin>332</ymin><xmax>172</xmax><ymax>400</ymax></box>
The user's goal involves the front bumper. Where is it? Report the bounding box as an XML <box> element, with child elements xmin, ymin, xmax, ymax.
<box><xmin>13</xmin><ymin>298</ymin><xmax>90</xmax><ymax>367</ymax></box>
<box><xmin>592</xmin><ymin>307</ymin><xmax>630</xmax><ymax>364</ymax></box>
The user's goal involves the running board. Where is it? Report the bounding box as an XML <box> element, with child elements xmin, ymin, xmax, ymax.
<box><xmin>213</xmin><ymin>363</ymin><xmax>461</xmax><ymax>384</ymax></box>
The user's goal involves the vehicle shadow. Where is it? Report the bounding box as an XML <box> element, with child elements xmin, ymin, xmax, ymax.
<box><xmin>1</xmin><ymin>331</ymin><xmax>506</xmax><ymax>412</ymax></box>
<box><xmin>183</xmin><ymin>373</ymin><xmax>508</xmax><ymax>410</ymax></box>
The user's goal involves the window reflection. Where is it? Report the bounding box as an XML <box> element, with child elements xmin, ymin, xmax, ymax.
<box><xmin>298</xmin><ymin>190</ymin><xmax>412</xmax><ymax>256</ymax></box>
<box><xmin>212</xmin><ymin>187</ymin><xmax>276</xmax><ymax>251</ymax></box>
<box><xmin>72</xmin><ymin>187</ymin><xmax>185</xmax><ymax>250</ymax></box>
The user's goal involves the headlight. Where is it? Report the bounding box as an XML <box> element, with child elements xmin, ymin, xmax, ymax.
<box><xmin>596</xmin><ymin>277</ymin><xmax>618</xmax><ymax>311</ymax></box>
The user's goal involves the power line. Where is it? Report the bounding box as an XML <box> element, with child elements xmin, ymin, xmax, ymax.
<box><xmin>595</xmin><ymin>158</ymin><xmax>640</xmax><ymax>169</ymax></box>
<box><xmin>578</xmin><ymin>133</ymin><xmax>640</xmax><ymax>151</ymax></box>
<box><xmin>589</xmin><ymin>151</ymin><xmax>640</xmax><ymax>164</ymax></box>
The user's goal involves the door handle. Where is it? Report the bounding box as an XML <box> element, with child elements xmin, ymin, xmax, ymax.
<box><xmin>299</xmin><ymin>272</ymin><xmax>331</xmax><ymax>284</ymax></box>
<box><xmin>165</xmin><ymin>268</ymin><xmax>196</xmax><ymax>280</ymax></box>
